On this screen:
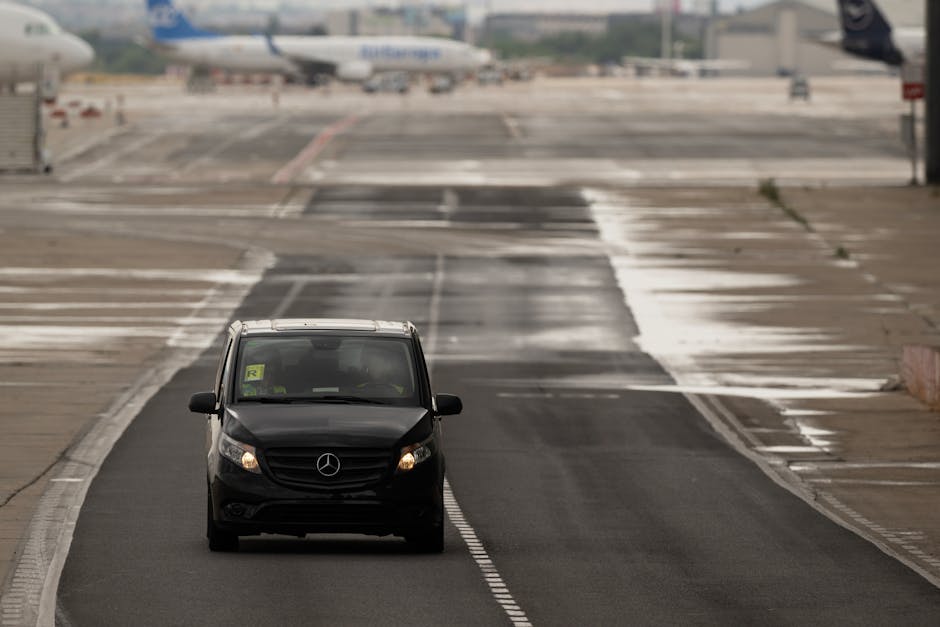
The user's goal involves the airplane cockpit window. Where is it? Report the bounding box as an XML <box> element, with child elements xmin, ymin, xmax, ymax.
<box><xmin>24</xmin><ymin>21</ymin><xmax>61</xmax><ymax>36</ymax></box>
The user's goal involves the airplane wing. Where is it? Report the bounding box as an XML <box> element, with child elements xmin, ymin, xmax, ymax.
<box><xmin>266</xmin><ymin>35</ymin><xmax>373</xmax><ymax>83</ymax></box>
<box><xmin>264</xmin><ymin>35</ymin><xmax>336</xmax><ymax>82</ymax></box>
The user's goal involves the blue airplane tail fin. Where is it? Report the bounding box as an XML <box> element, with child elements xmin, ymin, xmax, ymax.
<box><xmin>836</xmin><ymin>0</ymin><xmax>903</xmax><ymax>65</ymax></box>
<box><xmin>147</xmin><ymin>0</ymin><xmax>218</xmax><ymax>41</ymax></box>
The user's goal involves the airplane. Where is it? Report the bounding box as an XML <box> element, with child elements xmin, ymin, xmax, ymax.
<box><xmin>0</xmin><ymin>1</ymin><xmax>95</xmax><ymax>99</ymax></box>
<box><xmin>623</xmin><ymin>56</ymin><xmax>751</xmax><ymax>78</ymax></box>
<box><xmin>819</xmin><ymin>0</ymin><xmax>924</xmax><ymax>67</ymax></box>
<box><xmin>146</xmin><ymin>0</ymin><xmax>491</xmax><ymax>85</ymax></box>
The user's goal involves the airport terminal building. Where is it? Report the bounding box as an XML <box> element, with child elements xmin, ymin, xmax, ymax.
<box><xmin>706</xmin><ymin>0</ymin><xmax>880</xmax><ymax>76</ymax></box>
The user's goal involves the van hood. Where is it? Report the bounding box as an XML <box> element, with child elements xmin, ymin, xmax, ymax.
<box><xmin>225</xmin><ymin>403</ymin><xmax>431</xmax><ymax>449</ymax></box>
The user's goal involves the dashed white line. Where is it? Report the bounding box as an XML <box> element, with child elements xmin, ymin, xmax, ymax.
<box><xmin>425</xmin><ymin>254</ymin><xmax>533</xmax><ymax>627</ymax></box>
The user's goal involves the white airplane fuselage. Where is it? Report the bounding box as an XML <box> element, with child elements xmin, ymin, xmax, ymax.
<box><xmin>159</xmin><ymin>35</ymin><xmax>490</xmax><ymax>77</ymax></box>
<box><xmin>0</xmin><ymin>2</ymin><xmax>94</xmax><ymax>85</ymax></box>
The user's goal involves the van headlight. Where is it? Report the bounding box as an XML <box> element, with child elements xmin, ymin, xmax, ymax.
<box><xmin>219</xmin><ymin>433</ymin><xmax>261</xmax><ymax>474</ymax></box>
<box><xmin>397</xmin><ymin>437</ymin><xmax>433</xmax><ymax>472</ymax></box>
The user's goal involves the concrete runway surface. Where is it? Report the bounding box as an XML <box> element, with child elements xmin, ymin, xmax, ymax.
<box><xmin>0</xmin><ymin>77</ymin><xmax>939</xmax><ymax>625</ymax></box>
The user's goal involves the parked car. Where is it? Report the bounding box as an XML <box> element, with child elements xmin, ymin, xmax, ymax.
<box><xmin>477</xmin><ymin>67</ymin><xmax>504</xmax><ymax>86</ymax></box>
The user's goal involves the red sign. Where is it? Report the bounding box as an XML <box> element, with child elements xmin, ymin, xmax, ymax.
<box><xmin>903</xmin><ymin>82</ymin><xmax>925</xmax><ymax>101</ymax></box>
<box><xmin>902</xmin><ymin>62</ymin><xmax>925</xmax><ymax>101</ymax></box>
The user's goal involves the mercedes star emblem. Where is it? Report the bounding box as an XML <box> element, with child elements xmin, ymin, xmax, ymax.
<box><xmin>316</xmin><ymin>452</ymin><xmax>341</xmax><ymax>477</ymax></box>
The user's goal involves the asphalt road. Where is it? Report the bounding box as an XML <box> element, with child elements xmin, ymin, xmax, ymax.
<box><xmin>57</xmin><ymin>186</ymin><xmax>940</xmax><ymax>626</ymax></box>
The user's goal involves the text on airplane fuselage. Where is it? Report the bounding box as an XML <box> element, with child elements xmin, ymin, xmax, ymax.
<box><xmin>148</xmin><ymin>7</ymin><xmax>181</xmax><ymax>29</ymax></box>
<box><xmin>359</xmin><ymin>45</ymin><xmax>442</xmax><ymax>62</ymax></box>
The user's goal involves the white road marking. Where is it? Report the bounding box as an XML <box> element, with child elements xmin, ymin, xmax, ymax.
<box><xmin>424</xmin><ymin>254</ymin><xmax>533</xmax><ymax>627</ymax></box>
<box><xmin>497</xmin><ymin>392</ymin><xmax>621</xmax><ymax>400</ymax></box>
<box><xmin>262</xmin><ymin>272</ymin><xmax>435</xmax><ymax>285</ymax></box>
<box><xmin>5</xmin><ymin>204</ymin><xmax>291</xmax><ymax>218</ymax></box>
<box><xmin>820</xmin><ymin>493</ymin><xmax>940</xmax><ymax>576</ymax></box>
<box><xmin>0</xmin><ymin>316</ymin><xmax>230</xmax><ymax>325</ymax></box>
<box><xmin>54</xmin><ymin>126</ymin><xmax>130</xmax><ymax>164</ymax></box>
<box><xmin>268</xmin><ymin>280</ymin><xmax>306</xmax><ymax>320</ymax></box>
<box><xmin>175</xmin><ymin>116</ymin><xmax>288</xmax><ymax>176</ymax></box>
<box><xmin>438</xmin><ymin>188</ymin><xmax>459</xmax><ymax>223</ymax></box>
<box><xmin>271</xmin><ymin>114</ymin><xmax>360</xmax><ymax>185</ymax></box>
<box><xmin>805</xmin><ymin>479</ymin><xmax>940</xmax><ymax>487</ymax></box>
<box><xmin>300</xmin><ymin>157</ymin><xmax>911</xmax><ymax>187</ymax></box>
<box><xmin>501</xmin><ymin>114</ymin><xmax>522</xmax><ymax>139</ymax></box>
<box><xmin>0</xmin><ymin>250</ymin><xmax>275</xmax><ymax>627</ymax></box>
<box><xmin>59</xmin><ymin>134</ymin><xmax>162</xmax><ymax>183</ymax></box>
<box><xmin>584</xmin><ymin>187</ymin><xmax>940</xmax><ymax>591</ymax></box>
<box><xmin>792</xmin><ymin>462</ymin><xmax>940</xmax><ymax>471</ymax></box>
<box><xmin>270</xmin><ymin>187</ymin><xmax>312</xmax><ymax>219</ymax></box>
<box><xmin>0</xmin><ymin>267</ymin><xmax>259</xmax><ymax>284</ymax></box>
<box><xmin>0</xmin><ymin>302</ymin><xmax>238</xmax><ymax>311</ymax></box>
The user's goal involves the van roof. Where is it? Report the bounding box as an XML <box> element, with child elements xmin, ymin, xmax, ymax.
<box><xmin>233</xmin><ymin>319</ymin><xmax>414</xmax><ymax>336</ymax></box>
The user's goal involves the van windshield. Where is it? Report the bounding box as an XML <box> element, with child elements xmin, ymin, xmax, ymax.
<box><xmin>234</xmin><ymin>335</ymin><xmax>420</xmax><ymax>406</ymax></box>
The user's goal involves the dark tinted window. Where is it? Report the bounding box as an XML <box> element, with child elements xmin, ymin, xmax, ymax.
<box><xmin>234</xmin><ymin>335</ymin><xmax>419</xmax><ymax>406</ymax></box>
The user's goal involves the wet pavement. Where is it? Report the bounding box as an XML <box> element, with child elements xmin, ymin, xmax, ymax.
<box><xmin>56</xmin><ymin>188</ymin><xmax>940</xmax><ymax>626</ymax></box>
<box><xmin>0</xmin><ymin>76</ymin><xmax>939</xmax><ymax>624</ymax></box>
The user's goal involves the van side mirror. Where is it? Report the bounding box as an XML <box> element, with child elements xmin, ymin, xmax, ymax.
<box><xmin>189</xmin><ymin>391</ymin><xmax>217</xmax><ymax>414</ymax></box>
<box><xmin>435</xmin><ymin>394</ymin><xmax>462</xmax><ymax>416</ymax></box>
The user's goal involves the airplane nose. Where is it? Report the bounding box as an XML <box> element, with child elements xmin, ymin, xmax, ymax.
<box><xmin>68</xmin><ymin>36</ymin><xmax>95</xmax><ymax>70</ymax></box>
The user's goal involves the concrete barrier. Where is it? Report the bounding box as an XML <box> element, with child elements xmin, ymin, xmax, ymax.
<box><xmin>902</xmin><ymin>345</ymin><xmax>940</xmax><ymax>410</ymax></box>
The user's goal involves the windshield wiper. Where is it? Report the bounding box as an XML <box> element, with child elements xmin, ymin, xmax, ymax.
<box><xmin>315</xmin><ymin>395</ymin><xmax>387</xmax><ymax>405</ymax></box>
<box><xmin>239</xmin><ymin>397</ymin><xmax>306</xmax><ymax>404</ymax></box>
<box><xmin>239</xmin><ymin>395</ymin><xmax>387</xmax><ymax>405</ymax></box>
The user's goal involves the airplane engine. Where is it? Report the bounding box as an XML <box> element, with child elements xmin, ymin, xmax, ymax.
<box><xmin>335</xmin><ymin>61</ymin><xmax>373</xmax><ymax>82</ymax></box>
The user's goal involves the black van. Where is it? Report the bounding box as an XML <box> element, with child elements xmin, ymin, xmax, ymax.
<box><xmin>189</xmin><ymin>319</ymin><xmax>462</xmax><ymax>552</ymax></box>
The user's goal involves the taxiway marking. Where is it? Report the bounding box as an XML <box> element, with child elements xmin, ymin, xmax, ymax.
<box><xmin>271</xmin><ymin>114</ymin><xmax>360</xmax><ymax>184</ymax></box>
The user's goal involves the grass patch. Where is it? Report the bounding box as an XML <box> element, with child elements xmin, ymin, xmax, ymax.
<box><xmin>758</xmin><ymin>178</ymin><xmax>781</xmax><ymax>205</ymax></box>
<box><xmin>757</xmin><ymin>178</ymin><xmax>813</xmax><ymax>233</ymax></box>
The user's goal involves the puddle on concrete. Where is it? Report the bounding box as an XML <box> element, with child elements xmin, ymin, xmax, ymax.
<box><xmin>585</xmin><ymin>188</ymin><xmax>895</xmax><ymax>407</ymax></box>
<box><xmin>756</xmin><ymin>445</ymin><xmax>828</xmax><ymax>454</ymax></box>
<box><xmin>0</xmin><ymin>267</ymin><xmax>259</xmax><ymax>284</ymax></box>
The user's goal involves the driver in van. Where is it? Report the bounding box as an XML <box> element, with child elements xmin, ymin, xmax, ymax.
<box><xmin>357</xmin><ymin>346</ymin><xmax>409</xmax><ymax>396</ymax></box>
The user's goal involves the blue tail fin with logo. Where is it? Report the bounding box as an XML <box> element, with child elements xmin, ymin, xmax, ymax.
<box><xmin>147</xmin><ymin>0</ymin><xmax>219</xmax><ymax>41</ymax></box>
<box><xmin>836</xmin><ymin>0</ymin><xmax>903</xmax><ymax>65</ymax></box>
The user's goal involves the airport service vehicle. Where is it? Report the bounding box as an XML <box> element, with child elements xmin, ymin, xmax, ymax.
<box><xmin>477</xmin><ymin>67</ymin><xmax>504</xmax><ymax>86</ymax></box>
<box><xmin>819</xmin><ymin>0</ymin><xmax>924</xmax><ymax>67</ymax></box>
<box><xmin>789</xmin><ymin>76</ymin><xmax>810</xmax><ymax>101</ymax></box>
<box><xmin>189</xmin><ymin>319</ymin><xmax>463</xmax><ymax>553</ymax></box>
<box><xmin>363</xmin><ymin>72</ymin><xmax>410</xmax><ymax>94</ymax></box>
<box><xmin>146</xmin><ymin>0</ymin><xmax>490</xmax><ymax>84</ymax></box>
<box><xmin>428</xmin><ymin>75</ymin><xmax>455</xmax><ymax>94</ymax></box>
<box><xmin>0</xmin><ymin>2</ymin><xmax>94</xmax><ymax>98</ymax></box>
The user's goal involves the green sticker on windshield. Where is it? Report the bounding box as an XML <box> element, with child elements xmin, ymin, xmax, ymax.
<box><xmin>244</xmin><ymin>364</ymin><xmax>265</xmax><ymax>382</ymax></box>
